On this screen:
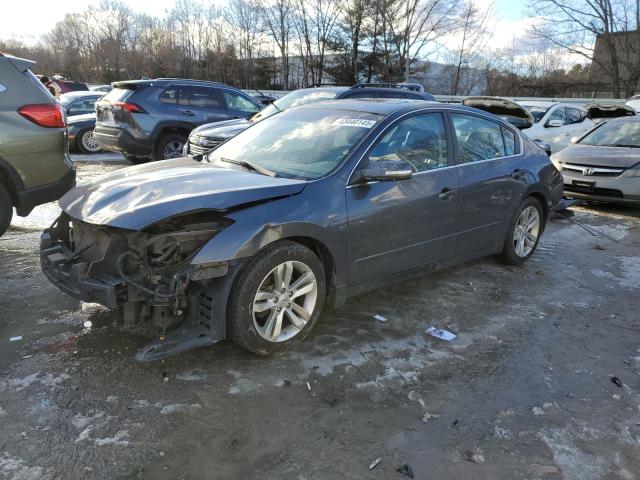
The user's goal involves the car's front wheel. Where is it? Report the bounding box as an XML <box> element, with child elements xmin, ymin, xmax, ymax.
<box><xmin>0</xmin><ymin>183</ymin><xmax>13</xmax><ymax>237</ymax></box>
<box><xmin>228</xmin><ymin>241</ymin><xmax>326</xmax><ymax>355</ymax></box>
<box><xmin>498</xmin><ymin>196</ymin><xmax>544</xmax><ymax>265</ymax></box>
<box><xmin>77</xmin><ymin>129</ymin><xmax>101</xmax><ymax>154</ymax></box>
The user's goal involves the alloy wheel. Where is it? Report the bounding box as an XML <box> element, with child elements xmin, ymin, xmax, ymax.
<box><xmin>513</xmin><ymin>206</ymin><xmax>540</xmax><ymax>257</ymax></box>
<box><xmin>81</xmin><ymin>130</ymin><xmax>100</xmax><ymax>152</ymax></box>
<box><xmin>252</xmin><ymin>260</ymin><xmax>318</xmax><ymax>342</ymax></box>
<box><xmin>163</xmin><ymin>140</ymin><xmax>185</xmax><ymax>159</ymax></box>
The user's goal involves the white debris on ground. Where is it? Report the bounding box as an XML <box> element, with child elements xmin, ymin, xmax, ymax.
<box><xmin>160</xmin><ymin>403</ymin><xmax>202</xmax><ymax>415</ymax></box>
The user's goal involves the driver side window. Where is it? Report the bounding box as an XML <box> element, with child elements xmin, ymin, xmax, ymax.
<box><xmin>368</xmin><ymin>113</ymin><xmax>448</xmax><ymax>172</ymax></box>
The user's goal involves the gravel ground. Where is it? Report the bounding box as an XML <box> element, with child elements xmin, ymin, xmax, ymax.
<box><xmin>1</xmin><ymin>157</ymin><xmax>639</xmax><ymax>480</ymax></box>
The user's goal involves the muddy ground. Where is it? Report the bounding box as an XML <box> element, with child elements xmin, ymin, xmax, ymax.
<box><xmin>1</xmin><ymin>156</ymin><xmax>639</xmax><ymax>480</ymax></box>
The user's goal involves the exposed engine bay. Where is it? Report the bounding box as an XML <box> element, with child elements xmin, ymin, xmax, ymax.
<box><xmin>41</xmin><ymin>211</ymin><xmax>232</xmax><ymax>333</ymax></box>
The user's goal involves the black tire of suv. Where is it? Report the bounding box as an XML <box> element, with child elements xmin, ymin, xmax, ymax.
<box><xmin>497</xmin><ymin>196</ymin><xmax>544</xmax><ymax>266</ymax></box>
<box><xmin>153</xmin><ymin>133</ymin><xmax>187</xmax><ymax>161</ymax></box>
<box><xmin>0</xmin><ymin>183</ymin><xmax>13</xmax><ymax>237</ymax></box>
<box><xmin>124</xmin><ymin>154</ymin><xmax>148</xmax><ymax>165</ymax></box>
<box><xmin>227</xmin><ymin>241</ymin><xmax>326</xmax><ymax>355</ymax></box>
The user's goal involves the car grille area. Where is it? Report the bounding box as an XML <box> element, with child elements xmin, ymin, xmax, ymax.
<box><xmin>188</xmin><ymin>135</ymin><xmax>223</xmax><ymax>156</ymax></box>
<box><xmin>561</xmin><ymin>162</ymin><xmax>625</xmax><ymax>177</ymax></box>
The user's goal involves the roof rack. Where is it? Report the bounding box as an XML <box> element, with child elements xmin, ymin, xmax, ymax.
<box><xmin>153</xmin><ymin>78</ymin><xmax>228</xmax><ymax>86</ymax></box>
<box><xmin>305</xmin><ymin>83</ymin><xmax>352</xmax><ymax>88</ymax></box>
<box><xmin>349</xmin><ymin>82</ymin><xmax>423</xmax><ymax>92</ymax></box>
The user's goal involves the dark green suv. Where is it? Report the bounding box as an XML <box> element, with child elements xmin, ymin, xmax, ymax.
<box><xmin>0</xmin><ymin>53</ymin><xmax>75</xmax><ymax>236</ymax></box>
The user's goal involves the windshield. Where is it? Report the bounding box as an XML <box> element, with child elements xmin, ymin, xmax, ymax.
<box><xmin>579</xmin><ymin>121</ymin><xmax>640</xmax><ymax>147</ymax></box>
<box><xmin>251</xmin><ymin>89</ymin><xmax>343</xmax><ymax>123</ymax></box>
<box><xmin>59</xmin><ymin>94</ymin><xmax>82</xmax><ymax>107</ymax></box>
<box><xmin>521</xmin><ymin>105</ymin><xmax>550</xmax><ymax>123</ymax></box>
<box><xmin>208</xmin><ymin>108</ymin><xmax>381</xmax><ymax>180</ymax></box>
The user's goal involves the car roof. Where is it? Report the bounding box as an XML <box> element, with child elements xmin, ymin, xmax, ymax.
<box><xmin>61</xmin><ymin>91</ymin><xmax>102</xmax><ymax>98</ymax></box>
<box><xmin>603</xmin><ymin>115</ymin><xmax>640</xmax><ymax>123</ymax></box>
<box><xmin>296</xmin><ymin>98</ymin><xmax>447</xmax><ymax>116</ymax></box>
<box><xmin>113</xmin><ymin>78</ymin><xmax>241</xmax><ymax>89</ymax></box>
<box><xmin>518</xmin><ymin>100</ymin><xmax>557</xmax><ymax>107</ymax></box>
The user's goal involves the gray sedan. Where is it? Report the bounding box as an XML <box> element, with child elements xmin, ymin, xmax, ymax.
<box><xmin>551</xmin><ymin>117</ymin><xmax>640</xmax><ymax>205</ymax></box>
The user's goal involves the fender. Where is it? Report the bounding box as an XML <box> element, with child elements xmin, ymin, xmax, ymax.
<box><xmin>0</xmin><ymin>156</ymin><xmax>25</xmax><ymax>206</ymax></box>
<box><xmin>150</xmin><ymin>120</ymin><xmax>197</xmax><ymax>143</ymax></box>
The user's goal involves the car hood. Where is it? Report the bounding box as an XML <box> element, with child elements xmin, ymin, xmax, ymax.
<box><xmin>553</xmin><ymin>144</ymin><xmax>640</xmax><ymax>168</ymax></box>
<box><xmin>191</xmin><ymin>118</ymin><xmax>252</xmax><ymax>138</ymax></box>
<box><xmin>59</xmin><ymin>158</ymin><xmax>307</xmax><ymax>230</ymax></box>
<box><xmin>462</xmin><ymin>96</ymin><xmax>534</xmax><ymax>130</ymax></box>
<box><xmin>584</xmin><ymin>102</ymin><xmax>636</xmax><ymax>121</ymax></box>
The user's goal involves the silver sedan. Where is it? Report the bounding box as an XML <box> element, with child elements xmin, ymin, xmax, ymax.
<box><xmin>551</xmin><ymin>117</ymin><xmax>640</xmax><ymax>205</ymax></box>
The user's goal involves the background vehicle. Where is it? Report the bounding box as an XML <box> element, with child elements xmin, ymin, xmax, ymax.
<box><xmin>251</xmin><ymin>92</ymin><xmax>276</xmax><ymax>105</ymax></box>
<box><xmin>67</xmin><ymin>113</ymin><xmax>100</xmax><ymax>153</ymax></box>
<box><xmin>94</xmin><ymin>78</ymin><xmax>263</xmax><ymax>163</ymax></box>
<box><xmin>518</xmin><ymin>101</ymin><xmax>594</xmax><ymax>153</ymax></box>
<box><xmin>59</xmin><ymin>91</ymin><xmax>103</xmax><ymax>116</ymax></box>
<box><xmin>51</xmin><ymin>79</ymin><xmax>89</xmax><ymax>93</ymax></box>
<box><xmin>186</xmin><ymin>83</ymin><xmax>437</xmax><ymax>156</ymax></box>
<box><xmin>0</xmin><ymin>53</ymin><xmax>75</xmax><ymax>236</ymax></box>
<box><xmin>625</xmin><ymin>95</ymin><xmax>640</xmax><ymax>112</ymax></box>
<box><xmin>42</xmin><ymin>100</ymin><xmax>561</xmax><ymax>359</ymax></box>
<box><xmin>584</xmin><ymin>102</ymin><xmax>636</xmax><ymax>123</ymax></box>
<box><xmin>551</xmin><ymin>117</ymin><xmax>640</xmax><ymax>205</ymax></box>
<box><xmin>89</xmin><ymin>84</ymin><xmax>113</xmax><ymax>93</ymax></box>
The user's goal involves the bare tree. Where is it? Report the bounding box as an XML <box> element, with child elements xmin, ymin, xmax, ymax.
<box><xmin>227</xmin><ymin>0</ymin><xmax>263</xmax><ymax>87</ymax></box>
<box><xmin>260</xmin><ymin>0</ymin><xmax>293</xmax><ymax>89</ymax></box>
<box><xmin>449</xmin><ymin>0</ymin><xmax>491</xmax><ymax>95</ymax></box>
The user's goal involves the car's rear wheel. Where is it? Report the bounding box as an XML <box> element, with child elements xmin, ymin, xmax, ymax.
<box><xmin>498</xmin><ymin>196</ymin><xmax>544</xmax><ymax>265</ymax></box>
<box><xmin>0</xmin><ymin>183</ymin><xmax>13</xmax><ymax>237</ymax></box>
<box><xmin>228</xmin><ymin>241</ymin><xmax>326</xmax><ymax>355</ymax></box>
<box><xmin>77</xmin><ymin>129</ymin><xmax>101</xmax><ymax>154</ymax></box>
<box><xmin>153</xmin><ymin>133</ymin><xmax>187</xmax><ymax>161</ymax></box>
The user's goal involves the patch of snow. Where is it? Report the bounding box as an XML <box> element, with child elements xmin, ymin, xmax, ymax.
<box><xmin>176</xmin><ymin>370</ymin><xmax>207</xmax><ymax>381</ymax></box>
<box><xmin>94</xmin><ymin>430</ymin><xmax>129</xmax><ymax>446</ymax></box>
<box><xmin>0</xmin><ymin>454</ymin><xmax>46</xmax><ymax>480</ymax></box>
<box><xmin>618</xmin><ymin>257</ymin><xmax>640</xmax><ymax>289</ymax></box>
<box><xmin>8</xmin><ymin>372</ymin><xmax>70</xmax><ymax>391</ymax></box>
<box><xmin>72</xmin><ymin>411</ymin><xmax>105</xmax><ymax>430</ymax></box>
<box><xmin>159</xmin><ymin>403</ymin><xmax>201</xmax><ymax>415</ymax></box>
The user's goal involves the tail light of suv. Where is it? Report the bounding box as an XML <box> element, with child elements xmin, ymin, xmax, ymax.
<box><xmin>112</xmin><ymin>102</ymin><xmax>147</xmax><ymax>114</ymax></box>
<box><xmin>18</xmin><ymin>103</ymin><xmax>66</xmax><ymax>128</ymax></box>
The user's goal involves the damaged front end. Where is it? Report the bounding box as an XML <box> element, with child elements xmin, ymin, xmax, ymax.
<box><xmin>41</xmin><ymin>211</ymin><xmax>234</xmax><ymax>359</ymax></box>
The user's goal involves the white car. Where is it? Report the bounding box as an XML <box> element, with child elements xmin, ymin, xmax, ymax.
<box><xmin>517</xmin><ymin>101</ymin><xmax>594</xmax><ymax>154</ymax></box>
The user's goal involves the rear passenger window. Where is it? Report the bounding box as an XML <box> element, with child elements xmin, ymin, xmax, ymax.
<box><xmin>179</xmin><ymin>86</ymin><xmax>224</xmax><ymax>109</ymax></box>
<box><xmin>368</xmin><ymin>113</ymin><xmax>449</xmax><ymax>171</ymax></box>
<box><xmin>344</xmin><ymin>91</ymin><xmax>379</xmax><ymax>99</ymax></box>
<box><xmin>159</xmin><ymin>88</ymin><xmax>178</xmax><ymax>105</ymax></box>
<box><xmin>451</xmin><ymin>113</ymin><xmax>506</xmax><ymax>162</ymax></box>
<box><xmin>566</xmin><ymin>108</ymin><xmax>584</xmax><ymax>124</ymax></box>
<box><xmin>377</xmin><ymin>91</ymin><xmax>407</xmax><ymax>99</ymax></box>
<box><xmin>501</xmin><ymin>126</ymin><xmax>516</xmax><ymax>156</ymax></box>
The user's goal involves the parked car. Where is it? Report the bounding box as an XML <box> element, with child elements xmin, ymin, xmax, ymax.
<box><xmin>41</xmin><ymin>100</ymin><xmax>562</xmax><ymax>359</ymax></box>
<box><xmin>625</xmin><ymin>95</ymin><xmax>640</xmax><ymax>112</ymax></box>
<box><xmin>251</xmin><ymin>92</ymin><xmax>277</xmax><ymax>105</ymax></box>
<box><xmin>51</xmin><ymin>79</ymin><xmax>89</xmax><ymax>94</ymax></box>
<box><xmin>59</xmin><ymin>91</ymin><xmax>103</xmax><ymax>117</ymax></box>
<box><xmin>185</xmin><ymin>83</ymin><xmax>437</xmax><ymax>156</ymax></box>
<box><xmin>462</xmin><ymin>96</ymin><xmax>551</xmax><ymax>155</ymax></box>
<box><xmin>584</xmin><ymin>102</ymin><xmax>636</xmax><ymax>123</ymax></box>
<box><xmin>89</xmin><ymin>84</ymin><xmax>113</xmax><ymax>93</ymax></box>
<box><xmin>517</xmin><ymin>101</ymin><xmax>594</xmax><ymax>153</ymax></box>
<box><xmin>551</xmin><ymin>116</ymin><xmax>640</xmax><ymax>205</ymax></box>
<box><xmin>0</xmin><ymin>53</ymin><xmax>75</xmax><ymax>236</ymax></box>
<box><xmin>94</xmin><ymin>78</ymin><xmax>263</xmax><ymax>163</ymax></box>
<box><xmin>67</xmin><ymin>113</ymin><xmax>100</xmax><ymax>153</ymax></box>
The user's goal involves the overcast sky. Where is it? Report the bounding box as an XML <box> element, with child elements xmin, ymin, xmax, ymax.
<box><xmin>2</xmin><ymin>0</ymin><xmax>529</xmax><ymax>44</ymax></box>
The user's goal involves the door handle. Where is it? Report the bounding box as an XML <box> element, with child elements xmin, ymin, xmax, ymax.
<box><xmin>180</xmin><ymin>110</ymin><xmax>195</xmax><ymax>116</ymax></box>
<box><xmin>511</xmin><ymin>169</ymin><xmax>526</xmax><ymax>179</ymax></box>
<box><xmin>438</xmin><ymin>187</ymin><xmax>456</xmax><ymax>201</ymax></box>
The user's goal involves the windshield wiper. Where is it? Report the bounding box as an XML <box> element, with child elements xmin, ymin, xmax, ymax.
<box><xmin>612</xmin><ymin>144</ymin><xmax>640</xmax><ymax>148</ymax></box>
<box><xmin>220</xmin><ymin>157</ymin><xmax>276</xmax><ymax>177</ymax></box>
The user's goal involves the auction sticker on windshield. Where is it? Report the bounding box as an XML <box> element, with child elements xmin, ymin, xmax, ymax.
<box><xmin>332</xmin><ymin>118</ymin><xmax>377</xmax><ymax>128</ymax></box>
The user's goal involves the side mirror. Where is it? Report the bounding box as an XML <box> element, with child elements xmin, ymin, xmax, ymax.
<box><xmin>570</xmin><ymin>136</ymin><xmax>579</xmax><ymax>144</ymax></box>
<box><xmin>353</xmin><ymin>160</ymin><xmax>413</xmax><ymax>184</ymax></box>
<box><xmin>547</xmin><ymin>119</ymin><xmax>564</xmax><ymax>128</ymax></box>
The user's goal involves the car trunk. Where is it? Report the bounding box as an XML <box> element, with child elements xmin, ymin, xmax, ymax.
<box><xmin>462</xmin><ymin>96</ymin><xmax>534</xmax><ymax>130</ymax></box>
<box><xmin>95</xmin><ymin>84</ymin><xmax>138</xmax><ymax>129</ymax></box>
<box><xmin>584</xmin><ymin>103</ymin><xmax>636</xmax><ymax>122</ymax></box>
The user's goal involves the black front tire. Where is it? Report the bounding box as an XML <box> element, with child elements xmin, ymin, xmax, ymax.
<box><xmin>153</xmin><ymin>133</ymin><xmax>187</xmax><ymax>161</ymax></box>
<box><xmin>227</xmin><ymin>241</ymin><xmax>326</xmax><ymax>355</ymax></box>
<box><xmin>0</xmin><ymin>183</ymin><xmax>13</xmax><ymax>237</ymax></box>
<box><xmin>498</xmin><ymin>196</ymin><xmax>544</xmax><ymax>266</ymax></box>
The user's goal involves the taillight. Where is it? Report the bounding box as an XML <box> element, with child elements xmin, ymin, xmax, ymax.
<box><xmin>113</xmin><ymin>102</ymin><xmax>146</xmax><ymax>113</ymax></box>
<box><xmin>17</xmin><ymin>103</ymin><xmax>66</xmax><ymax>128</ymax></box>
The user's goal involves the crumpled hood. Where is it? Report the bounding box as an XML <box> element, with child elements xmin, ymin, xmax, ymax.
<box><xmin>191</xmin><ymin>118</ymin><xmax>252</xmax><ymax>138</ymax></box>
<box><xmin>553</xmin><ymin>144</ymin><xmax>640</xmax><ymax>169</ymax></box>
<box><xmin>60</xmin><ymin>158</ymin><xmax>307</xmax><ymax>230</ymax></box>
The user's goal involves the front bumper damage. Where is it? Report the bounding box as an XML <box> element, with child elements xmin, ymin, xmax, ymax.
<box><xmin>40</xmin><ymin>212</ymin><xmax>240</xmax><ymax>360</ymax></box>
